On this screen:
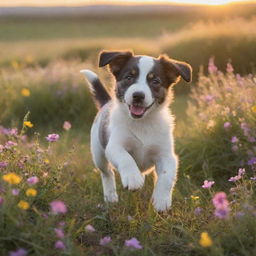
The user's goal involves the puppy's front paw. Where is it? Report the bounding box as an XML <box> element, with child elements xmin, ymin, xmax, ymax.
<box><xmin>121</xmin><ymin>171</ymin><xmax>145</xmax><ymax>191</ymax></box>
<box><xmin>104</xmin><ymin>191</ymin><xmax>119</xmax><ymax>203</ymax></box>
<box><xmin>152</xmin><ymin>193</ymin><xmax>172</xmax><ymax>212</ymax></box>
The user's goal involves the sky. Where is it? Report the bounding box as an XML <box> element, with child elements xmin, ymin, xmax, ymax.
<box><xmin>1</xmin><ymin>0</ymin><xmax>255</xmax><ymax>7</ymax></box>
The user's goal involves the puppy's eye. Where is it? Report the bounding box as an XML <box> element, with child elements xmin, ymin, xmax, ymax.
<box><xmin>152</xmin><ymin>78</ymin><xmax>161</xmax><ymax>85</ymax></box>
<box><xmin>125</xmin><ymin>75</ymin><xmax>133</xmax><ymax>81</ymax></box>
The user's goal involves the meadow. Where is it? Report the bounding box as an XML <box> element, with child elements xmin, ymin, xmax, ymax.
<box><xmin>0</xmin><ymin>4</ymin><xmax>256</xmax><ymax>255</ymax></box>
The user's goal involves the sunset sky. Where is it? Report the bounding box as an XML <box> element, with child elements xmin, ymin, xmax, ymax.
<box><xmin>1</xmin><ymin>0</ymin><xmax>255</xmax><ymax>7</ymax></box>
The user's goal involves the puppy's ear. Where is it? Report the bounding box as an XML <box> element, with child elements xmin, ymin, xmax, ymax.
<box><xmin>159</xmin><ymin>54</ymin><xmax>192</xmax><ymax>84</ymax></box>
<box><xmin>99</xmin><ymin>50</ymin><xmax>133</xmax><ymax>77</ymax></box>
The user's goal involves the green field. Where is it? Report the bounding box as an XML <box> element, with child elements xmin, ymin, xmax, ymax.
<box><xmin>0</xmin><ymin>5</ymin><xmax>256</xmax><ymax>256</ymax></box>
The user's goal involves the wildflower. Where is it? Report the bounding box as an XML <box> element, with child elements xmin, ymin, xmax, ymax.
<box><xmin>23</xmin><ymin>121</ymin><xmax>33</xmax><ymax>128</ymax></box>
<box><xmin>194</xmin><ymin>207</ymin><xmax>203</xmax><ymax>215</ymax></box>
<box><xmin>50</xmin><ymin>200</ymin><xmax>67</xmax><ymax>215</ymax></box>
<box><xmin>251</xmin><ymin>105</ymin><xmax>256</xmax><ymax>113</ymax></box>
<box><xmin>226</xmin><ymin>62</ymin><xmax>234</xmax><ymax>73</ymax></box>
<box><xmin>204</xmin><ymin>95</ymin><xmax>214</xmax><ymax>103</ymax></box>
<box><xmin>44</xmin><ymin>159</ymin><xmax>50</xmax><ymax>164</ymax></box>
<box><xmin>208</xmin><ymin>58</ymin><xmax>218</xmax><ymax>74</ymax></box>
<box><xmin>9</xmin><ymin>248</ymin><xmax>28</xmax><ymax>256</ymax></box>
<box><xmin>248</xmin><ymin>157</ymin><xmax>256</xmax><ymax>165</ymax></box>
<box><xmin>0</xmin><ymin>196</ymin><xmax>4</xmax><ymax>206</ymax></box>
<box><xmin>0</xmin><ymin>145</ymin><xmax>4</xmax><ymax>152</ymax></box>
<box><xmin>199</xmin><ymin>232</ymin><xmax>213</xmax><ymax>247</ymax></box>
<box><xmin>54</xmin><ymin>228</ymin><xmax>65</xmax><ymax>239</ymax></box>
<box><xmin>2</xmin><ymin>173</ymin><xmax>22</xmax><ymax>185</ymax></box>
<box><xmin>27</xmin><ymin>176</ymin><xmax>39</xmax><ymax>185</ymax></box>
<box><xmin>231</xmin><ymin>136</ymin><xmax>238</xmax><ymax>143</ymax></box>
<box><xmin>236</xmin><ymin>211</ymin><xmax>245</xmax><ymax>218</ymax></box>
<box><xmin>190</xmin><ymin>195</ymin><xmax>199</xmax><ymax>200</ymax></box>
<box><xmin>212</xmin><ymin>192</ymin><xmax>229</xmax><ymax>209</ymax></box>
<box><xmin>99</xmin><ymin>236</ymin><xmax>112</xmax><ymax>246</ymax></box>
<box><xmin>125</xmin><ymin>237</ymin><xmax>143</xmax><ymax>249</ymax></box>
<box><xmin>250</xmin><ymin>177</ymin><xmax>256</xmax><ymax>181</ymax></box>
<box><xmin>202</xmin><ymin>180</ymin><xmax>215</xmax><ymax>189</ymax></box>
<box><xmin>63</xmin><ymin>121</ymin><xmax>71</xmax><ymax>131</ymax></box>
<box><xmin>85</xmin><ymin>224</ymin><xmax>95</xmax><ymax>232</ymax></box>
<box><xmin>17</xmin><ymin>200</ymin><xmax>30</xmax><ymax>210</ymax></box>
<box><xmin>0</xmin><ymin>161</ymin><xmax>8</xmax><ymax>169</ymax></box>
<box><xmin>12</xmin><ymin>189</ymin><xmax>20</xmax><ymax>196</ymax></box>
<box><xmin>238</xmin><ymin>168</ymin><xmax>245</xmax><ymax>176</ymax></box>
<box><xmin>223</xmin><ymin>122</ymin><xmax>231</xmax><ymax>129</ymax></box>
<box><xmin>214</xmin><ymin>208</ymin><xmax>230</xmax><ymax>219</ymax></box>
<box><xmin>55</xmin><ymin>240</ymin><xmax>66</xmax><ymax>250</ymax></box>
<box><xmin>58</xmin><ymin>221</ymin><xmax>66</xmax><ymax>227</ymax></box>
<box><xmin>46</xmin><ymin>134</ymin><xmax>60</xmax><ymax>142</ymax></box>
<box><xmin>26</xmin><ymin>188</ymin><xmax>37</xmax><ymax>197</ymax></box>
<box><xmin>5</xmin><ymin>141</ymin><xmax>17</xmax><ymax>149</ymax></box>
<box><xmin>21</xmin><ymin>88</ymin><xmax>30</xmax><ymax>97</ymax></box>
<box><xmin>232</xmin><ymin>145</ymin><xmax>239</xmax><ymax>152</ymax></box>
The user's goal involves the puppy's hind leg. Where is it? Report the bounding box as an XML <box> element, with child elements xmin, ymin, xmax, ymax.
<box><xmin>91</xmin><ymin>139</ymin><xmax>118</xmax><ymax>203</ymax></box>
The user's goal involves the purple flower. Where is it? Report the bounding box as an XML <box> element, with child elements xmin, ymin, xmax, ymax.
<box><xmin>5</xmin><ymin>141</ymin><xmax>17</xmax><ymax>149</ymax></box>
<box><xmin>27</xmin><ymin>176</ymin><xmax>39</xmax><ymax>185</ymax></box>
<box><xmin>204</xmin><ymin>95</ymin><xmax>214</xmax><ymax>103</ymax></box>
<box><xmin>231</xmin><ymin>136</ymin><xmax>238</xmax><ymax>143</ymax></box>
<box><xmin>250</xmin><ymin>177</ymin><xmax>256</xmax><ymax>181</ymax></box>
<box><xmin>55</xmin><ymin>240</ymin><xmax>66</xmax><ymax>250</ymax></box>
<box><xmin>212</xmin><ymin>192</ymin><xmax>229</xmax><ymax>209</ymax></box>
<box><xmin>223</xmin><ymin>122</ymin><xmax>231</xmax><ymax>129</ymax></box>
<box><xmin>194</xmin><ymin>207</ymin><xmax>203</xmax><ymax>215</ymax></box>
<box><xmin>202</xmin><ymin>180</ymin><xmax>215</xmax><ymax>189</ymax></box>
<box><xmin>9</xmin><ymin>248</ymin><xmax>28</xmax><ymax>256</ymax></box>
<box><xmin>214</xmin><ymin>208</ymin><xmax>230</xmax><ymax>219</ymax></box>
<box><xmin>0</xmin><ymin>161</ymin><xmax>8</xmax><ymax>169</ymax></box>
<box><xmin>85</xmin><ymin>224</ymin><xmax>95</xmax><ymax>232</ymax></box>
<box><xmin>54</xmin><ymin>228</ymin><xmax>65</xmax><ymax>239</ymax></box>
<box><xmin>50</xmin><ymin>200</ymin><xmax>67</xmax><ymax>215</ymax></box>
<box><xmin>232</xmin><ymin>145</ymin><xmax>239</xmax><ymax>152</ymax></box>
<box><xmin>247</xmin><ymin>157</ymin><xmax>256</xmax><ymax>166</ymax></box>
<box><xmin>125</xmin><ymin>237</ymin><xmax>143</xmax><ymax>249</ymax></box>
<box><xmin>12</xmin><ymin>189</ymin><xmax>20</xmax><ymax>196</ymax></box>
<box><xmin>63</xmin><ymin>121</ymin><xmax>71</xmax><ymax>131</ymax></box>
<box><xmin>99</xmin><ymin>236</ymin><xmax>112</xmax><ymax>246</ymax></box>
<box><xmin>46</xmin><ymin>134</ymin><xmax>60</xmax><ymax>142</ymax></box>
<box><xmin>236</xmin><ymin>211</ymin><xmax>245</xmax><ymax>218</ymax></box>
<box><xmin>226</xmin><ymin>62</ymin><xmax>234</xmax><ymax>73</ymax></box>
<box><xmin>238</xmin><ymin>168</ymin><xmax>245</xmax><ymax>176</ymax></box>
<box><xmin>248</xmin><ymin>137</ymin><xmax>256</xmax><ymax>143</ymax></box>
<box><xmin>228</xmin><ymin>175</ymin><xmax>241</xmax><ymax>182</ymax></box>
<box><xmin>0</xmin><ymin>196</ymin><xmax>4</xmax><ymax>206</ymax></box>
<box><xmin>208</xmin><ymin>58</ymin><xmax>218</xmax><ymax>74</ymax></box>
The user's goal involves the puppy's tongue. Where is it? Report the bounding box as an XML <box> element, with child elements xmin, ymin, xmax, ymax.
<box><xmin>130</xmin><ymin>105</ymin><xmax>145</xmax><ymax>116</ymax></box>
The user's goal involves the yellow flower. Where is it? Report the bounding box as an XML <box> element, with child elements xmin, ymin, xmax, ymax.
<box><xmin>24</xmin><ymin>121</ymin><xmax>33</xmax><ymax>128</ymax></box>
<box><xmin>44</xmin><ymin>159</ymin><xmax>50</xmax><ymax>164</ymax></box>
<box><xmin>252</xmin><ymin>105</ymin><xmax>256</xmax><ymax>113</ymax></box>
<box><xmin>18</xmin><ymin>200</ymin><xmax>30</xmax><ymax>210</ymax></box>
<box><xmin>191</xmin><ymin>195</ymin><xmax>199</xmax><ymax>200</ymax></box>
<box><xmin>11</xmin><ymin>60</ymin><xmax>19</xmax><ymax>70</ymax></box>
<box><xmin>21</xmin><ymin>88</ymin><xmax>30</xmax><ymax>97</ymax></box>
<box><xmin>199</xmin><ymin>232</ymin><xmax>213</xmax><ymax>247</ymax></box>
<box><xmin>26</xmin><ymin>188</ymin><xmax>37</xmax><ymax>197</ymax></box>
<box><xmin>2</xmin><ymin>173</ymin><xmax>22</xmax><ymax>185</ymax></box>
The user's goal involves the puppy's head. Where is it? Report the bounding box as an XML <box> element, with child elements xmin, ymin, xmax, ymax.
<box><xmin>99</xmin><ymin>50</ymin><xmax>192</xmax><ymax>119</ymax></box>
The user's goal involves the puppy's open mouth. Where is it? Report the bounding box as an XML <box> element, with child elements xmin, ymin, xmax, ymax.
<box><xmin>129</xmin><ymin>102</ymin><xmax>154</xmax><ymax>119</ymax></box>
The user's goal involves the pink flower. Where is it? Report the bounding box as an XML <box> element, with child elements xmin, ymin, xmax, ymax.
<box><xmin>5</xmin><ymin>141</ymin><xmax>17</xmax><ymax>149</ymax></box>
<box><xmin>228</xmin><ymin>175</ymin><xmax>241</xmax><ymax>182</ymax></box>
<box><xmin>125</xmin><ymin>237</ymin><xmax>143</xmax><ymax>249</ymax></box>
<box><xmin>202</xmin><ymin>180</ymin><xmax>215</xmax><ymax>189</ymax></box>
<box><xmin>223</xmin><ymin>122</ymin><xmax>231</xmax><ymax>129</ymax></box>
<box><xmin>46</xmin><ymin>134</ymin><xmax>60</xmax><ymax>142</ymax></box>
<box><xmin>27</xmin><ymin>176</ymin><xmax>39</xmax><ymax>185</ymax></box>
<box><xmin>0</xmin><ymin>161</ymin><xmax>8</xmax><ymax>169</ymax></box>
<box><xmin>63</xmin><ymin>121</ymin><xmax>71</xmax><ymax>131</ymax></box>
<box><xmin>212</xmin><ymin>192</ymin><xmax>230</xmax><ymax>219</ymax></box>
<box><xmin>54</xmin><ymin>228</ymin><xmax>65</xmax><ymax>239</ymax></box>
<box><xmin>0</xmin><ymin>196</ymin><xmax>4</xmax><ymax>206</ymax></box>
<box><xmin>99</xmin><ymin>236</ymin><xmax>112</xmax><ymax>246</ymax></box>
<box><xmin>232</xmin><ymin>145</ymin><xmax>239</xmax><ymax>152</ymax></box>
<box><xmin>12</xmin><ymin>189</ymin><xmax>20</xmax><ymax>196</ymax></box>
<box><xmin>212</xmin><ymin>192</ymin><xmax>229</xmax><ymax>209</ymax></box>
<box><xmin>9</xmin><ymin>248</ymin><xmax>28</xmax><ymax>256</ymax></box>
<box><xmin>55</xmin><ymin>240</ymin><xmax>66</xmax><ymax>250</ymax></box>
<box><xmin>238</xmin><ymin>168</ymin><xmax>245</xmax><ymax>176</ymax></box>
<box><xmin>208</xmin><ymin>57</ymin><xmax>218</xmax><ymax>74</ymax></box>
<box><xmin>226</xmin><ymin>62</ymin><xmax>234</xmax><ymax>73</ymax></box>
<box><xmin>231</xmin><ymin>136</ymin><xmax>238</xmax><ymax>143</ymax></box>
<box><xmin>85</xmin><ymin>224</ymin><xmax>95</xmax><ymax>232</ymax></box>
<box><xmin>50</xmin><ymin>200</ymin><xmax>67</xmax><ymax>215</ymax></box>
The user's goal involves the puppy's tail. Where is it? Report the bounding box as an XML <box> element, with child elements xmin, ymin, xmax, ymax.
<box><xmin>80</xmin><ymin>69</ymin><xmax>111</xmax><ymax>109</ymax></box>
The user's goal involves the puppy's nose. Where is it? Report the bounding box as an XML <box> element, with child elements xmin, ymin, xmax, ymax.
<box><xmin>132</xmin><ymin>92</ymin><xmax>145</xmax><ymax>103</ymax></box>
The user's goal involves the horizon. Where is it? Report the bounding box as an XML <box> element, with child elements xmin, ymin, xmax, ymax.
<box><xmin>1</xmin><ymin>0</ymin><xmax>255</xmax><ymax>7</ymax></box>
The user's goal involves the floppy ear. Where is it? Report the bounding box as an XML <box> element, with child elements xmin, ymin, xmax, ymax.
<box><xmin>99</xmin><ymin>50</ymin><xmax>133</xmax><ymax>78</ymax></box>
<box><xmin>159</xmin><ymin>54</ymin><xmax>192</xmax><ymax>84</ymax></box>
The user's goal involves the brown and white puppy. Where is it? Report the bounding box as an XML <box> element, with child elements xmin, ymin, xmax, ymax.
<box><xmin>80</xmin><ymin>50</ymin><xmax>192</xmax><ymax>212</ymax></box>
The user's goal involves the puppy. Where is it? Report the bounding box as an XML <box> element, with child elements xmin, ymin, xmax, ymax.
<box><xmin>80</xmin><ymin>50</ymin><xmax>192</xmax><ymax>212</ymax></box>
